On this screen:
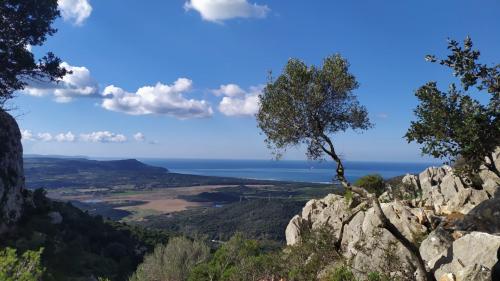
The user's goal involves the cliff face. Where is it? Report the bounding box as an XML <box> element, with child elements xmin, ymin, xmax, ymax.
<box><xmin>0</xmin><ymin>109</ymin><xmax>27</xmax><ymax>234</ymax></box>
<box><xmin>286</xmin><ymin>152</ymin><xmax>500</xmax><ymax>280</ymax></box>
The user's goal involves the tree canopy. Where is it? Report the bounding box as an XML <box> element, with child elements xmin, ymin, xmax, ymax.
<box><xmin>257</xmin><ymin>54</ymin><xmax>371</xmax><ymax>180</ymax></box>
<box><xmin>406</xmin><ymin>37</ymin><xmax>500</xmax><ymax>177</ymax></box>
<box><xmin>0</xmin><ymin>0</ymin><xmax>68</xmax><ymax>107</ymax></box>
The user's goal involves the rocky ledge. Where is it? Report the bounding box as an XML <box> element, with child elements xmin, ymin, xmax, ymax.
<box><xmin>286</xmin><ymin>151</ymin><xmax>500</xmax><ymax>281</ymax></box>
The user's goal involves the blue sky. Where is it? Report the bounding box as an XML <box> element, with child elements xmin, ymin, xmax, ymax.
<box><xmin>13</xmin><ymin>0</ymin><xmax>500</xmax><ymax>162</ymax></box>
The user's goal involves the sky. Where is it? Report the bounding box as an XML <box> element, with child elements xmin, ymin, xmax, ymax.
<box><xmin>12</xmin><ymin>0</ymin><xmax>500</xmax><ymax>162</ymax></box>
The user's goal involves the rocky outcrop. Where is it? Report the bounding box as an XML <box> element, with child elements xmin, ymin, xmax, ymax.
<box><xmin>432</xmin><ymin>232</ymin><xmax>500</xmax><ymax>280</ymax></box>
<box><xmin>0</xmin><ymin>109</ymin><xmax>27</xmax><ymax>234</ymax></box>
<box><xmin>285</xmin><ymin>152</ymin><xmax>500</xmax><ymax>280</ymax></box>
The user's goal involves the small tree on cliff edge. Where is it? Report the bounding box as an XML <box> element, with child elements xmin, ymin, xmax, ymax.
<box><xmin>257</xmin><ymin>54</ymin><xmax>432</xmax><ymax>281</ymax></box>
<box><xmin>0</xmin><ymin>0</ymin><xmax>68</xmax><ymax>108</ymax></box>
<box><xmin>405</xmin><ymin>37</ymin><xmax>500</xmax><ymax>178</ymax></box>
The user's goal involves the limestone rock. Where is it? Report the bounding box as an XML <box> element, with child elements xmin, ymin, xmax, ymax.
<box><xmin>286</xmin><ymin>194</ymin><xmax>357</xmax><ymax>245</ymax></box>
<box><xmin>433</xmin><ymin>232</ymin><xmax>500</xmax><ymax>279</ymax></box>
<box><xmin>0</xmin><ymin>109</ymin><xmax>27</xmax><ymax>234</ymax></box>
<box><xmin>48</xmin><ymin>211</ymin><xmax>63</xmax><ymax>224</ymax></box>
<box><xmin>341</xmin><ymin>201</ymin><xmax>427</xmax><ymax>278</ymax></box>
<box><xmin>458</xmin><ymin>196</ymin><xmax>500</xmax><ymax>233</ymax></box>
<box><xmin>419</xmin><ymin>227</ymin><xmax>453</xmax><ymax>269</ymax></box>
<box><xmin>285</xmin><ymin>215</ymin><xmax>304</xmax><ymax>246</ymax></box>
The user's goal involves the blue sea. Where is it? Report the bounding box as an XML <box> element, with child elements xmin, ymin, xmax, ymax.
<box><xmin>140</xmin><ymin>159</ymin><xmax>438</xmax><ymax>183</ymax></box>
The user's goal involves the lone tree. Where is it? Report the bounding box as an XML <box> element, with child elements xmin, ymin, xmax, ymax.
<box><xmin>406</xmin><ymin>37</ymin><xmax>499</xmax><ymax>178</ymax></box>
<box><xmin>257</xmin><ymin>54</ymin><xmax>432</xmax><ymax>281</ymax></box>
<box><xmin>0</xmin><ymin>0</ymin><xmax>68</xmax><ymax>107</ymax></box>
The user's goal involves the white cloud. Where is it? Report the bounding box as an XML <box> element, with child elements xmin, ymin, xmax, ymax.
<box><xmin>184</xmin><ymin>0</ymin><xmax>270</xmax><ymax>23</ymax></box>
<box><xmin>58</xmin><ymin>0</ymin><xmax>92</xmax><ymax>25</ymax></box>
<box><xmin>37</xmin><ymin>133</ymin><xmax>54</xmax><ymax>142</ymax></box>
<box><xmin>55</xmin><ymin>132</ymin><xmax>76</xmax><ymax>142</ymax></box>
<box><xmin>22</xmin><ymin>62</ymin><xmax>98</xmax><ymax>103</ymax></box>
<box><xmin>101</xmin><ymin>78</ymin><xmax>213</xmax><ymax>119</ymax></box>
<box><xmin>212</xmin><ymin>84</ymin><xmax>246</xmax><ymax>97</ymax></box>
<box><xmin>133</xmin><ymin>132</ymin><xmax>145</xmax><ymax>142</ymax></box>
<box><xmin>21</xmin><ymin>130</ymin><xmax>35</xmax><ymax>141</ymax></box>
<box><xmin>80</xmin><ymin>131</ymin><xmax>127</xmax><ymax>143</ymax></box>
<box><xmin>377</xmin><ymin>113</ymin><xmax>389</xmax><ymax>119</ymax></box>
<box><xmin>215</xmin><ymin>84</ymin><xmax>261</xmax><ymax>116</ymax></box>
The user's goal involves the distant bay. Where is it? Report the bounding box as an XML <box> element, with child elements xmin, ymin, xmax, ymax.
<box><xmin>140</xmin><ymin>159</ymin><xmax>439</xmax><ymax>183</ymax></box>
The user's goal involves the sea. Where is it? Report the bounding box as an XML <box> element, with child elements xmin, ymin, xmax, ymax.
<box><xmin>140</xmin><ymin>159</ymin><xmax>439</xmax><ymax>183</ymax></box>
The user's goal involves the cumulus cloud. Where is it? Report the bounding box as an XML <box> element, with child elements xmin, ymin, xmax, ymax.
<box><xmin>133</xmin><ymin>132</ymin><xmax>145</xmax><ymax>142</ymax></box>
<box><xmin>58</xmin><ymin>0</ymin><xmax>92</xmax><ymax>25</ymax></box>
<box><xmin>22</xmin><ymin>62</ymin><xmax>99</xmax><ymax>103</ymax></box>
<box><xmin>55</xmin><ymin>132</ymin><xmax>76</xmax><ymax>142</ymax></box>
<box><xmin>215</xmin><ymin>84</ymin><xmax>261</xmax><ymax>117</ymax></box>
<box><xmin>80</xmin><ymin>131</ymin><xmax>127</xmax><ymax>143</ymax></box>
<box><xmin>21</xmin><ymin>130</ymin><xmax>35</xmax><ymax>141</ymax></box>
<box><xmin>101</xmin><ymin>78</ymin><xmax>213</xmax><ymax>119</ymax></box>
<box><xmin>37</xmin><ymin>133</ymin><xmax>54</xmax><ymax>142</ymax></box>
<box><xmin>184</xmin><ymin>0</ymin><xmax>270</xmax><ymax>23</ymax></box>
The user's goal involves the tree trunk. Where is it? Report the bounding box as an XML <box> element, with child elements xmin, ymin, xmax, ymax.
<box><xmin>320</xmin><ymin>134</ymin><xmax>434</xmax><ymax>281</ymax></box>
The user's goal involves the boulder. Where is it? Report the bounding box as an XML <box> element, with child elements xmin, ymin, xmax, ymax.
<box><xmin>285</xmin><ymin>194</ymin><xmax>358</xmax><ymax>245</ymax></box>
<box><xmin>48</xmin><ymin>211</ymin><xmax>63</xmax><ymax>224</ymax></box>
<box><xmin>458</xmin><ymin>196</ymin><xmax>500</xmax><ymax>233</ymax></box>
<box><xmin>419</xmin><ymin>227</ymin><xmax>453</xmax><ymax>269</ymax></box>
<box><xmin>285</xmin><ymin>215</ymin><xmax>304</xmax><ymax>246</ymax></box>
<box><xmin>0</xmin><ymin>109</ymin><xmax>27</xmax><ymax>234</ymax></box>
<box><xmin>433</xmin><ymin>232</ymin><xmax>500</xmax><ymax>279</ymax></box>
<box><xmin>341</xmin><ymin>201</ymin><xmax>428</xmax><ymax>278</ymax></box>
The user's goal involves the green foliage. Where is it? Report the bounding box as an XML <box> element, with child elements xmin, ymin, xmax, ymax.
<box><xmin>142</xmin><ymin>199</ymin><xmax>306</xmax><ymax>243</ymax></box>
<box><xmin>344</xmin><ymin>189</ymin><xmax>353</xmax><ymax>204</ymax></box>
<box><xmin>188</xmin><ymin>233</ymin><xmax>265</xmax><ymax>281</ymax></box>
<box><xmin>0</xmin><ymin>247</ymin><xmax>44</xmax><ymax>281</ymax></box>
<box><xmin>406</xmin><ymin>37</ymin><xmax>500</xmax><ymax>176</ymax></box>
<box><xmin>366</xmin><ymin>272</ymin><xmax>393</xmax><ymax>281</ymax></box>
<box><xmin>324</xmin><ymin>266</ymin><xmax>356</xmax><ymax>281</ymax></box>
<box><xmin>354</xmin><ymin>174</ymin><xmax>385</xmax><ymax>196</ymax></box>
<box><xmin>1</xmin><ymin>190</ymin><xmax>169</xmax><ymax>281</ymax></box>
<box><xmin>0</xmin><ymin>0</ymin><xmax>68</xmax><ymax>106</ymax></box>
<box><xmin>283</xmin><ymin>225</ymin><xmax>340</xmax><ymax>281</ymax></box>
<box><xmin>130</xmin><ymin>237</ymin><xmax>210</xmax><ymax>281</ymax></box>
<box><xmin>257</xmin><ymin>54</ymin><xmax>371</xmax><ymax>160</ymax></box>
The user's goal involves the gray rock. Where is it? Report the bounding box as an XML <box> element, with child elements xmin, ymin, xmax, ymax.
<box><xmin>48</xmin><ymin>211</ymin><xmax>63</xmax><ymax>224</ymax></box>
<box><xmin>454</xmin><ymin>264</ymin><xmax>491</xmax><ymax>281</ymax></box>
<box><xmin>285</xmin><ymin>215</ymin><xmax>304</xmax><ymax>246</ymax></box>
<box><xmin>433</xmin><ymin>232</ymin><xmax>500</xmax><ymax>280</ymax></box>
<box><xmin>419</xmin><ymin>227</ymin><xmax>453</xmax><ymax>269</ymax></box>
<box><xmin>0</xmin><ymin>109</ymin><xmax>27</xmax><ymax>234</ymax></box>
<box><xmin>341</xmin><ymin>201</ymin><xmax>428</xmax><ymax>279</ymax></box>
<box><xmin>459</xmin><ymin>196</ymin><xmax>500</xmax><ymax>233</ymax></box>
<box><xmin>285</xmin><ymin>194</ymin><xmax>357</xmax><ymax>245</ymax></box>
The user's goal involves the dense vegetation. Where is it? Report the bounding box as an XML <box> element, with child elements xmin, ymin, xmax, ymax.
<box><xmin>140</xmin><ymin>199</ymin><xmax>306</xmax><ymax>243</ymax></box>
<box><xmin>0</xmin><ymin>189</ymin><xmax>169</xmax><ymax>281</ymax></box>
<box><xmin>130</xmin><ymin>229</ymin><xmax>393</xmax><ymax>281</ymax></box>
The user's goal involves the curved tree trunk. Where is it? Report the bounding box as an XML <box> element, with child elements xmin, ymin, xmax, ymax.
<box><xmin>320</xmin><ymin>134</ymin><xmax>434</xmax><ymax>281</ymax></box>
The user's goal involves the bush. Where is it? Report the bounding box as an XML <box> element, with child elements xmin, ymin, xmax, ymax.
<box><xmin>130</xmin><ymin>237</ymin><xmax>210</xmax><ymax>281</ymax></box>
<box><xmin>0</xmin><ymin>247</ymin><xmax>44</xmax><ymax>281</ymax></box>
<box><xmin>354</xmin><ymin>174</ymin><xmax>386</xmax><ymax>196</ymax></box>
<box><xmin>324</xmin><ymin>266</ymin><xmax>357</xmax><ymax>281</ymax></box>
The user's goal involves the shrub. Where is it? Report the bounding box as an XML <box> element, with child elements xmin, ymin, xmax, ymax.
<box><xmin>324</xmin><ymin>266</ymin><xmax>357</xmax><ymax>281</ymax></box>
<box><xmin>354</xmin><ymin>174</ymin><xmax>386</xmax><ymax>196</ymax></box>
<box><xmin>0</xmin><ymin>247</ymin><xmax>44</xmax><ymax>281</ymax></box>
<box><xmin>130</xmin><ymin>237</ymin><xmax>210</xmax><ymax>281</ymax></box>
